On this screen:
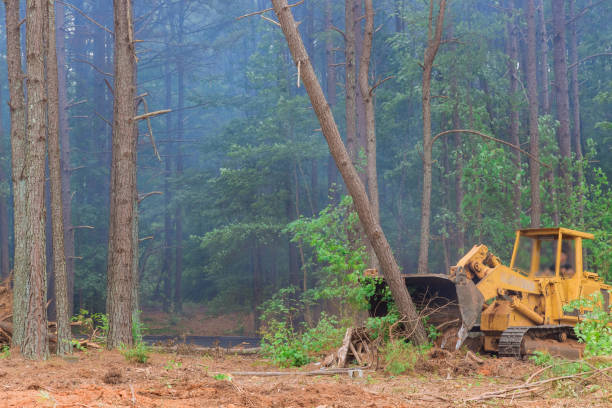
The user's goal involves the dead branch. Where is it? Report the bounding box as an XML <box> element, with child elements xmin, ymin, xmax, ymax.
<box><xmin>95</xmin><ymin>111</ymin><xmax>112</xmax><ymax>127</ymax></box>
<box><xmin>57</xmin><ymin>1</ymin><xmax>113</xmax><ymax>34</ymax></box>
<box><xmin>432</xmin><ymin>129</ymin><xmax>551</xmax><ymax>169</ymax></box>
<box><xmin>67</xmin><ymin>99</ymin><xmax>87</xmax><ymax>108</ymax></box>
<box><xmin>236</xmin><ymin>0</ymin><xmax>304</xmax><ymax>20</ymax></box>
<box><xmin>212</xmin><ymin>368</ymin><xmax>371</xmax><ymax>377</ymax></box>
<box><xmin>104</xmin><ymin>79</ymin><xmax>114</xmax><ymax>96</ymax></box>
<box><xmin>261</xmin><ymin>15</ymin><xmax>281</xmax><ymax>27</ymax></box>
<box><xmin>133</xmin><ymin>109</ymin><xmax>171</xmax><ymax>122</ymax></box>
<box><xmin>369</xmin><ymin>76</ymin><xmax>395</xmax><ymax>95</ymax></box>
<box><xmin>567</xmin><ymin>52</ymin><xmax>612</xmax><ymax>70</ymax></box>
<box><xmin>138</xmin><ymin>191</ymin><xmax>162</xmax><ymax>203</ymax></box>
<box><xmin>138</xmin><ymin>96</ymin><xmax>162</xmax><ymax>161</ymax></box>
<box><xmin>70</xmin><ymin>225</ymin><xmax>95</xmax><ymax>230</ymax></box>
<box><xmin>331</xmin><ymin>26</ymin><xmax>346</xmax><ymax>42</ymax></box>
<box><xmin>74</xmin><ymin>58</ymin><xmax>113</xmax><ymax>77</ymax></box>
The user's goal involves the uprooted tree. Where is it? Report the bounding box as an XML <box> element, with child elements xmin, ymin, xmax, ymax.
<box><xmin>270</xmin><ymin>0</ymin><xmax>428</xmax><ymax>345</ymax></box>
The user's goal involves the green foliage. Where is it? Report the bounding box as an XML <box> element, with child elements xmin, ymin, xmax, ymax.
<box><xmin>164</xmin><ymin>359</ymin><xmax>183</xmax><ymax>370</ymax></box>
<box><xmin>71</xmin><ymin>309</ymin><xmax>109</xmax><ymax>343</ymax></box>
<box><xmin>381</xmin><ymin>340</ymin><xmax>423</xmax><ymax>375</ymax></box>
<box><xmin>285</xmin><ymin>196</ymin><xmax>372</xmax><ymax>316</ymax></box>
<box><xmin>120</xmin><ymin>341</ymin><xmax>151</xmax><ymax>364</ymax></box>
<box><xmin>259</xmin><ymin>313</ymin><xmax>343</xmax><ymax>368</ymax></box>
<box><xmin>365</xmin><ymin>309</ymin><xmax>400</xmax><ymax>341</ymax></box>
<box><xmin>563</xmin><ymin>292</ymin><xmax>612</xmax><ymax>356</ymax></box>
<box><xmin>213</xmin><ymin>373</ymin><xmax>231</xmax><ymax>381</ymax></box>
<box><xmin>0</xmin><ymin>345</ymin><xmax>10</xmax><ymax>359</ymax></box>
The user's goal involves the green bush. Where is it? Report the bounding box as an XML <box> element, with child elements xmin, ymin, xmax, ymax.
<box><xmin>120</xmin><ymin>341</ymin><xmax>150</xmax><ymax>364</ymax></box>
<box><xmin>563</xmin><ymin>292</ymin><xmax>612</xmax><ymax>357</ymax></box>
<box><xmin>260</xmin><ymin>313</ymin><xmax>344</xmax><ymax>368</ymax></box>
<box><xmin>381</xmin><ymin>339</ymin><xmax>422</xmax><ymax>375</ymax></box>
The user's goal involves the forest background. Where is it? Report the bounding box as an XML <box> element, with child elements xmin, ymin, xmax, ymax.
<box><xmin>0</xmin><ymin>0</ymin><xmax>611</xmax><ymax>338</ymax></box>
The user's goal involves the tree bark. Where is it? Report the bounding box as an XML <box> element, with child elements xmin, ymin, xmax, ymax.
<box><xmin>418</xmin><ymin>0</ymin><xmax>447</xmax><ymax>275</ymax></box>
<box><xmin>536</xmin><ymin>0</ymin><xmax>551</xmax><ymax>114</ymax></box>
<box><xmin>358</xmin><ymin>0</ymin><xmax>379</xmax><ymax>225</ymax></box>
<box><xmin>507</xmin><ymin>0</ymin><xmax>521</xmax><ymax>224</ymax></box>
<box><xmin>551</xmin><ymin>0</ymin><xmax>571</xmax><ymax>160</ymax></box>
<box><xmin>270</xmin><ymin>0</ymin><xmax>428</xmax><ymax>345</ymax></box>
<box><xmin>568</xmin><ymin>0</ymin><xmax>581</xmax><ymax>160</ymax></box>
<box><xmin>162</xmin><ymin>60</ymin><xmax>173</xmax><ymax>313</ymax></box>
<box><xmin>527</xmin><ymin>0</ymin><xmax>541</xmax><ymax>227</ymax></box>
<box><xmin>4</xmin><ymin>0</ymin><xmax>28</xmax><ymax>350</ymax></box>
<box><xmin>107</xmin><ymin>0</ymin><xmax>136</xmax><ymax>348</ymax></box>
<box><xmin>0</xmin><ymin>92</ymin><xmax>10</xmax><ymax>280</ymax></box>
<box><xmin>47</xmin><ymin>0</ymin><xmax>71</xmax><ymax>355</ymax></box>
<box><xmin>23</xmin><ymin>0</ymin><xmax>49</xmax><ymax>360</ymax></box>
<box><xmin>325</xmin><ymin>0</ymin><xmax>338</xmax><ymax>204</ymax></box>
<box><xmin>56</xmin><ymin>1</ymin><xmax>74</xmax><ymax>315</ymax></box>
<box><xmin>344</xmin><ymin>0</ymin><xmax>357</xmax><ymax>162</ymax></box>
<box><xmin>174</xmin><ymin>0</ymin><xmax>185</xmax><ymax>314</ymax></box>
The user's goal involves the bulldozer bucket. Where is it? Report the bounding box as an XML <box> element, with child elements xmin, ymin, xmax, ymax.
<box><xmin>400</xmin><ymin>271</ymin><xmax>484</xmax><ymax>349</ymax></box>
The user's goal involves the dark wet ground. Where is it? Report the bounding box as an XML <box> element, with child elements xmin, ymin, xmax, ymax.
<box><xmin>143</xmin><ymin>335</ymin><xmax>260</xmax><ymax>348</ymax></box>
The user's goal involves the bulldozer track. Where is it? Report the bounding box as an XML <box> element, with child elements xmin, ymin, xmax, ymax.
<box><xmin>498</xmin><ymin>325</ymin><xmax>575</xmax><ymax>357</ymax></box>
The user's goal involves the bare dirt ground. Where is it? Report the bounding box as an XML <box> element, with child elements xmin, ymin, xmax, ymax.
<box><xmin>0</xmin><ymin>348</ymin><xmax>610</xmax><ymax>408</ymax></box>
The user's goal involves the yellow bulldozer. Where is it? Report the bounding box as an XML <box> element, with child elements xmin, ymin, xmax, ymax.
<box><xmin>370</xmin><ymin>227</ymin><xmax>611</xmax><ymax>359</ymax></box>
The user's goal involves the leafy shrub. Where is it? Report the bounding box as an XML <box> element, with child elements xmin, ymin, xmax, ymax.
<box><xmin>71</xmin><ymin>309</ymin><xmax>109</xmax><ymax>343</ymax></box>
<box><xmin>381</xmin><ymin>339</ymin><xmax>422</xmax><ymax>375</ymax></box>
<box><xmin>120</xmin><ymin>341</ymin><xmax>150</xmax><ymax>364</ymax></box>
<box><xmin>529</xmin><ymin>351</ymin><xmax>590</xmax><ymax>377</ymax></box>
<box><xmin>563</xmin><ymin>292</ymin><xmax>612</xmax><ymax>356</ymax></box>
<box><xmin>260</xmin><ymin>313</ymin><xmax>344</xmax><ymax>367</ymax></box>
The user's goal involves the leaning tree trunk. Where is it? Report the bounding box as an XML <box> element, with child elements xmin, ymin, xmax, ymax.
<box><xmin>325</xmin><ymin>0</ymin><xmax>338</xmax><ymax>203</ymax></box>
<box><xmin>23</xmin><ymin>0</ymin><xmax>49</xmax><ymax>360</ymax></box>
<box><xmin>47</xmin><ymin>0</ymin><xmax>71</xmax><ymax>355</ymax></box>
<box><xmin>4</xmin><ymin>0</ymin><xmax>28</xmax><ymax>350</ymax></box>
<box><xmin>107</xmin><ymin>0</ymin><xmax>137</xmax><ymax>349</ymax></box>
<box><xmin>526</xmin><ymin>0</ymin><xmax>541</xmax><ymax>227</ymax></box>
<box><xmin>417</xmin><ymin>0</ymin><xmax>447</xmax><ymax>275</ymax></box>
<box><xmin>270</xmin><ymin>0</ymin><xmax>428</xmax><ymax>345</ymax></box>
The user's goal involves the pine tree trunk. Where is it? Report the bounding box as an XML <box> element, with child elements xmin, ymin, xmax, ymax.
<box><xmin>162</xmin><ymin>60</ymin><xmax>173</xmax><ymax>313</ymax></box>
<box><xmin>551</xmin><ymin>0</ymin><xmax>571</xmax><ymax>160</ymax></box>
<box><xmin>4</xmin><ymin>0</ymin><xmax>28</xmax><ymax>351</ymax></box>
<box><xmin>344</xmin><ymin>0</ymin><xmax>357</xmax><ymax>162</ymax></box>
<box><xmin>47</xmin><ymin>0</ymin><xmax>71</xmax><ymax>355</ymax></box>
<box><xmin>536</xmin><ymin>0</ymin><xmax>551</xmax><ymax>114</ymax></box>
<box><xmin>527</xmin><ymin>0</ymin><xmax>541</xmax><ymax>228</ymax></box>
<box><xmin>418</xmin><ymin>0</ymin><xmax>447</xmax><ymax>275</ymax></box>
<box><xmin>507</xmin><ymin>0</ymin><xmax>521</xmax><ymax>225</ymax></box>
<box><xmin>23</xmin><ymin>0</ymin><xmax>49</xmax><ymax>360</ymax></box>
<box><xmin>271</xmin><ymin>0</ymin><xmax>428</xmax><ymax>345</ymax></box>
<box><xmin>568</xmin><ymin>0</ymin><xmax>581</xmax><ymax>158</ymax></box>
<box><xmin>325</xmin><ymin>0</ymin><xmax>338</xmax><ymax>204</ymax></box>
<box><xmin>107</xmin><ymin>0</ymin><xmax>136</xmax><ymax>348</ymax></box>
<box><xmin>0</xmin><ymin>92</ymin><xmax>10</xmax><ymax>280</ymax></box>
<box><xmin>174</xmin><ymin>1</ymin><xmax>185</xmax><ymax>313</ymax></box>
<box><xmin>56</xmin><ymin>2</ymin><xmax>74</xmax><ymax>315</ymax></box>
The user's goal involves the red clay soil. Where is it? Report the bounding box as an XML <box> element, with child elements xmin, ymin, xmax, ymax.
<box><xmin>0</xmin><ymin>350</ymin><xmax>609</xmax><ymax>407</ymax></box>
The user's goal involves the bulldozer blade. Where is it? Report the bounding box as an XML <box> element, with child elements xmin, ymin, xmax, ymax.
<box><xmin>454</xmin><ymin>267</ymin><xmax>485</xmax><ymax>349</ymax></box>
<box><xmin>400</xmin><ymin>271</ymin><xmax>484</xmax><ymax>350</ymax></box>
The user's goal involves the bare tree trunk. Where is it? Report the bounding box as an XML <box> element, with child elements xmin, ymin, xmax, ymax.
<box><xmin>507</xmin><ymin>0</ymin><xmax>521</xmax><ymax>225</ymax></box>
<box><xmin>162</xmin><ymin>60</ymin><xmax>173</xmax><ymax>313</ymax></box>
<box><xmin>358</xmin><ymin>0</ymin><xmax>378</xmax><ymax>224</ymax></box>
<box><xmin>107</xmin><ymin>0</ymin><xmax>136</xmax><ymax>348</ymax></box>
<box><xmin>418</xmin><ymin>0</ymin><xmax>447</xmax><ymax>275</ymax></box>
<box><xmin>173</xmin><ymin>0</ymin><xmax>185</xmax><ymax>314</ymax></box>
<box><xmin>47</xmin><ymin>0</ymin><xmax>71</xmax><ymax>355</ymax></box>
<box><xmin>0</xmin><ymin>93</ymin><xmax>10</xmax><ymax>280</ymax></box>
<box><xmin>345</xmin><ymin>0</ymin><xmax>357</xmax><ymax>162</ymax></box>
<box><xmin>325</xmin><ymin>0</ymin><xmax>338</xmax><ymax>204</ymax></box>
<box><xmin>56</xmin><ymin>1</ymin><xmax>74</xmax><ymax>315</ymax></box>
<box><xmin>4</xmin><ymin>0</ymin><xmax>28</xmax><ymax>350</ymax></box>
<box><xmin>551</xmin><ymin>0</ymin><xmax>571</xmax><ymax>160</ymax></box>
<box><xmin>270</xmin><ymin>0</ymin><xmax>428</xmax><ymax>345</ymax></box>
<box><xmin>536</xmin><ymin>0</ymin><xmax>551</xmax><ymax>114</ymax></box>
<box><xmin>568</xmin><ymin>0</ymin><xmax>583</xmax><ymax>224</ymax></box>
<box><xmin>23</xmin><ymin>0</ymin><xmax>49</xmax><ymax>360</ymax></box>
<box><xmin>527</xmin><ymin>0</ymin><xmax>541</xmax><ymax>227</ymax></box>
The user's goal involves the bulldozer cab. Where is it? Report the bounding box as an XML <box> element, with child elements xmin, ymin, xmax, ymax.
<box><xmin>509</xmin><ymin>227</ymin><xmax>593</xmax><ymax>280</ymax></box>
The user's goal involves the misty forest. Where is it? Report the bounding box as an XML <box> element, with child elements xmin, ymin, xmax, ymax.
<box><xmin>0</xmin><ymin>0</ymin><xmax>611</xmax><ymax>405</ymax></box>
